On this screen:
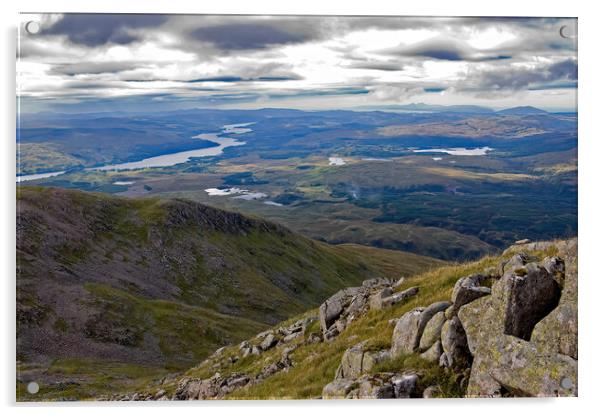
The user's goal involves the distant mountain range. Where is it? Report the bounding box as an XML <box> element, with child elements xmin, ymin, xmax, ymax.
<box><xmin>353</xmin><ymin>103</ymin><xmax>551</xmax><ymax>115</ymax></box>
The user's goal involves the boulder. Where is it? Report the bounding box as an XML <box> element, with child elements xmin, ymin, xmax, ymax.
<box><xmin>465</xmin><ymin>335</ymin><xmax>578</xmax><ymax>397</ymax></box>
<box><xmin>422</xmin><ymin>385</ymin><xmax>442</xmax><ymax>398</ymax></box>
<box><xmin>458</xmin><ymin>249</ymin><xmax>577</xmax><ymax>397</ymax></box>
<box><xmin>322</xmin><ymin>379</ymin><xmax>358</xmax><ymax>399</ymax></box>
<box><xmin>419</xmin><ymin>311</ymin><xmax>446</xmax><ymax>351</ymax></box>
<box><xmin>440</xmin><ymin>316</ymin><xmax>471</xmax><ymax>369</ymax></box>
<box><xmin>369</xmin><ymin>287</ymin><xmax>393</xmax><ymax>310</ymax></box>
<box><xmin>420</xmin><ymin>340</ymin><xmax>443</xmax><ymax>363</ymax></box>
<box><xmin>498</xmin><ymin>253</ymin><xmax>533</xmax><ymax>277</ymax></box>
<box><xmin>531</xmin><ymin>255</ymin><xmax>577</xmax><ymax>359</ymax></box>
<box><xmin>260</xmin><ymin>333</ymin><xmax>278</xmax><ymax>351</ymax></box>
<box><xmin>362</xmin><ymin>277</ymin><xmax>394</xmax><ymax>289</ymax></box>
<box><xmin>391</xmin><ymin>301</ymin><xmax>450</xmax><ymax>358</ymax></box>
<box><xmin>357</xmin><ymin>374</ymin><xmax>395</xmax><ymax>399</ymax></box>
<box><xmin>446</xmin><ymin>274</ymin><xmax>492</xmax><ymax>318</ymax></box>
<box><xmin>319</xmin><ymin>286</ymin><xmax>369</xmax><ymax>337</ymax></box>
<box><xmin>390</xmin><ymin>308</ymin><xmax>424</xmax><ymax>357</ymax></box>
<box><xmin>337</xmin><ymin>341</ymin><xmax>390</xmax><ymax>379</ymax></box>
<box><xmin>499</xmin><ymin>263</ymin><xmax>561</xmax><ymax>340</ymax></box>
<box><xmin>391</xmin><ymin>373</ymin><xmax>418</xmax><ymax>398</ymax></box>
<box><xmin>382</xmin><ymin>286</ymin><xmax>420</xmax><ymax>308</ymax></box>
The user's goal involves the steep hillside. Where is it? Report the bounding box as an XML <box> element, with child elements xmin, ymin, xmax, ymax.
<box><xmin>16</xmin><ymin>187</ymin><xmax>444</xmax><ymax>400</ymax></box>
<box><xmin>119</xmin><ymin>238</ymin><xmax>576</xmax><ymax>401</ymax></box>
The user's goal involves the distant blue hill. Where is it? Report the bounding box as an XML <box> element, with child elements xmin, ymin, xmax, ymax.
<box><xmin>496</xmin><ymin>106</ymin><xmax>549</xmax><ymax>115</ymax></box>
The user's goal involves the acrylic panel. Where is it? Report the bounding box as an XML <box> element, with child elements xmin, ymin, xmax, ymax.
<box><xmin>16</xmin><ymin>14</ymin><xmax>577</xmax><ymax>401</ymax></box>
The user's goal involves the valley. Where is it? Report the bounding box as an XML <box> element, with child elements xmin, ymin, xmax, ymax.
<box><xmin>17</xmin><ymin>107</ymin><xmax>577</xmax><ymax>260</ymax></box>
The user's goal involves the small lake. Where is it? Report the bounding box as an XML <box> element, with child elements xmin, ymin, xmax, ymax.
<box><xmin>412</xmin><ymin>147</ymin><xmax>492</xmax><ymax>156</ymax></box>
<box><xmin>205</xmin><ymin>187</ymin><xmax>268</xmax><ymax>201</ymax></box>
<box><xmin>329</xmin><ymin>157</ymin><xmax>346</xmax><ymax>166</ymax></box>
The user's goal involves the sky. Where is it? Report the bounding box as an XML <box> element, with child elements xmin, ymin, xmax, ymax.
<box><xmin>17</xmin><ymin>14</ymin><xmax>577</xmax><ymax>113</ymax></box>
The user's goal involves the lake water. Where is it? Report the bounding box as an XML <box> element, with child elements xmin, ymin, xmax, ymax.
<box><xmin>329</xmin><ymin>157</ymin><xmax>346</xmax><ymax>166</ymax></box>
<box><xmin>16</xmin><ymin>170</ymin><xmax>66</xmax><ymax>183</ymax></box>
<box><xmin>113</xmin><ymin>181</ymin><xmax>135</xmax><ymax>185</ymax></box>
<box><xmin>16</xmin><ymin>123</ymin><xmax>253</xmax><ymax>181</ymax></box>
<box><xmin>205</xmin><ymin>187</ymin><xmax>268</xmax><ymax>201</ymax></box>
<box><xmin>412</xmin><ymin>147</ymin><xmax>492</xmax><ymax>156</ymax></box>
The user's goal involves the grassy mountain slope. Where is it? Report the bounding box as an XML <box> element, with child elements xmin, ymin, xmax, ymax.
<box><xmin>132</xmin><ymin>241</ymin><xmax>567</xmax><ymax>401</ymax></box>
<box><xmin>16</xmin><ymin>187</ymin><xmax>444</xmax><ymax>400</ymax></box>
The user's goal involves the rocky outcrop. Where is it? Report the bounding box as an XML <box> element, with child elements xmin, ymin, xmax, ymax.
<box><xmin>323</xmin><ymin>372</ymin><xmax>418</xmax><ymax>399</ymax></box>
<box><xmin>319</xmin><ymin>277</ymin><xmax>416</xmax><ymax>340</ymax></box>
<box><xmin>336</xmin><ymin>341</ymin><xmax>390</xmax><ymax>379</ymax></box>
<box><xmin>458</xmin><ymin>239</ymin><xmax>577</xmax><ymax>397</ymax></box>
<box><xmin>391</xmin><ymin>301</ymin><xmax>450</xmax><ymax>357</ymax></box>
<box><xmin>446</xmin><ymin>274</ymin><xmax>492</xmax><ymax>318</ymax></box>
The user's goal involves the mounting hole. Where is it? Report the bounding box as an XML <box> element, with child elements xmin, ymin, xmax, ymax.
<box><xmin>27</xmin><ymin>381</ymin><xmax>39</xmax><ymax>394</ymax></box>
<box><xmin>560</xmin><ymin>377</ymin><xmax>573</xmax><ymax>389</ymax></box>
<box><xmin>25</xmin><ymin>21</ymin><xmax>40</xmax><ymax>35</ymax></box>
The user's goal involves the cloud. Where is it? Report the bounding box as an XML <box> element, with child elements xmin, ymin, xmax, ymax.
<box><xmin>378</xmin><ymin>37</ymin><xmax>513</xmax><ymax>62</ymax></box>
<box><xmin>42</xmin><ymin>14</ymin><xmax>167</xmax><ymax>46</ymax></box>
<box><xmin>189</xmin><ymin>23</ymin><xmax>310</xmax><ymax>50</ymax></box>
<box><xmin>467</xmin><ymin>59</ymin><xmax>577</xmax><ymax>93</ymax></box>
<box><xmin>49</xmin><ymin>61</ymin><xmax>144</xmax><ymax>76</ymax></box>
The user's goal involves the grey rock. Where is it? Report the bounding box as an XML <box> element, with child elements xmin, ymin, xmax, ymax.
<box><xmin>447</xmin><ymin>274</ymin><xmax>492</xmax><ymax>317</ymax></box>
<box><xmin>419</xmin><ymin>311</ymin><xmax>446</xmax><ymax>351</ymax></box>
<box><xmin>337</xmin><ymin>341</ymin><xmax>390</xmax><ymax>379</ymax></box>
<box><xmin>260</xmin><ymin>333</ymin><xmax>278</xmax><ymax>351</ymax></box>
<box><xmin>357</xmin><ymin>374</ymin><xmax>395</xmax><ymax>399</ymax></box>
<box><xmin>420</xmin><ymin>340</ymin><xmax>443</xmax><ymax>363</ymax></box>
<box><xmin>440</xmin><ymin>316</ymin><xmax>471</xmax><ymax>369</ymax></box>
<box><xmin>322</xmin><ymin>379</ymin><xmax>358</xmax><ymax>399</ymax></box>
<box><xmin>500</xmin><ymin>263</ymin><xmax>561</xmax><ymax>340</ymax></box>
<box><xmin>369</xmin><ymin>287</ymin><xmax>393</xmax><ymax>310</ymax></box>
<box><xmin>391</xmin><ymin>373</ymin><xmax>418</xmax><ymax>398</ymax></box>
<box><xmin>422</xmin><ymin>385</ymin><xmax>442</xmax><ymax>398</ymax></box>
<box><xmin>390</xmin><ymin>307</ymin><xmax>424</xmax><ymax>357</ymax></box>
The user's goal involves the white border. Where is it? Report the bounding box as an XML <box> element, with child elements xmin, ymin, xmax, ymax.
<box><xmin>2</xmin><ymin>1</ymin><xmax>601</xmax><ymax>414</ymax></box>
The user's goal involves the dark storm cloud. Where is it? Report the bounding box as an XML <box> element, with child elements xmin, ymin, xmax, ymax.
<box><xmin>190</xmin><ymin>23</ymin><xmax>310</xmax><ymax>50</ymax></box>
<box><xmin>42</xmin><ymin>14</ymin><xmax>168</xmax><ymax>46</ymax></box>
<box><xmin>345</xmin><ymin>61</ymin><xmax>404</xmax><ymax>71</ymax></box>
<box><xmin>379</xmin><ymin>38</ymin><xmax>513</xmax><ymax>62</ymax></box>
<box><xmin>49</xmin><ymin>61</ymin><xmax>142</xmax><ymax>76</ymax></box>
<box><xmin>468</xmin><ymin>59</ymin><xmax>577</xmax><ymax>92</ymax></box>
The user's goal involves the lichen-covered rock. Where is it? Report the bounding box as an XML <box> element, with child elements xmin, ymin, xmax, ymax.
<box><xmin>419</xmin><ymin>311</ymin><xmax>446</xmax><ymax>351</ymax></box>
<box><xmin>498</xmin><ymin>253</ymin><xmax>533</xmax><ymax>276</ymax></box>
<box><xmin>369</xmin><ymin>287</ymin><xmax>393</xmax><ymax>310</ymax></box>
<box><xmin>319</xmin><ymin>285</ymin><xmax>376</xmax><ymax>339</ymax></box>
<box><xmin>357</xmin><ymin>374</ymin><xmax>395</xmax><ymax>399</ymax></box>
<box><xmin>441</xmin><ymin>316</ymin><xmax>471</xmax><ymax>369</ymax></box>
<box><xmin>322</xmin><ymin>379</ymin><xmax>358</xmax><ymax>399</ymax></box>
<box><xmin>446</xmin><ymin>274</ymin><xmax>492</xmax><ymax>318</ymax></box>
<box><xmin>465</xmin><ymin>335</ymin><xmax>577</xmax><ymax>397</ymax></box>
<box><xmin>459</xmin><ymin>243</ymin><xmax>577</xmax><ymax>397</ymax></box>
<box><xmin>391</xmin><ymin>373</ymin><xmax>419</xmax><ymax>398</ymax></box>
<box><xmin>499</xmin><ymin>263</ymin><xmax>561</xmax><ymax>340</ymax></box>
<box><xmin>391</xmin><ymin>301</ymin><xmax>449</xmax><ymax>357</ymax></box>
<box><xmin>422</xmin><ymin>385</ymin><xmax>442</xmax><ymax>398</ymax></box>
<box><xmin>383</xmin><ymin>286</ymin><xmax>420</xmax><ymax>308</ymax></box>
<box><xmin>337</xmin><ymin>341</ymin><xmax>390</xmax><ymax>379</ymax></box>
<box><xmin>420</xmin><ymin>340</ymin><xmax>443</xmax><ymax>363</ymax></box>
<box><xmin>390</xmin><ymin>308</ymin><xmax>424</xmax><ymax>357</ymax></box>
<box><xmin>369</xmin><ymin>286</ymin><xmax>419</xmax><ymax>310</ymax></box>
<box><xmin>319</xmin><ymin>287</ymin><xmax>363</xmax><ymax>333</ymax></box>
<box><xmin>531</xmin><ymin>254</ymin><xmax>577</xmax><ymax>359</ymax></box>
<box><xmin>260</xmin><ymin>333</ymin><xmax>278</xmax><ymax>351</ymax></box>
